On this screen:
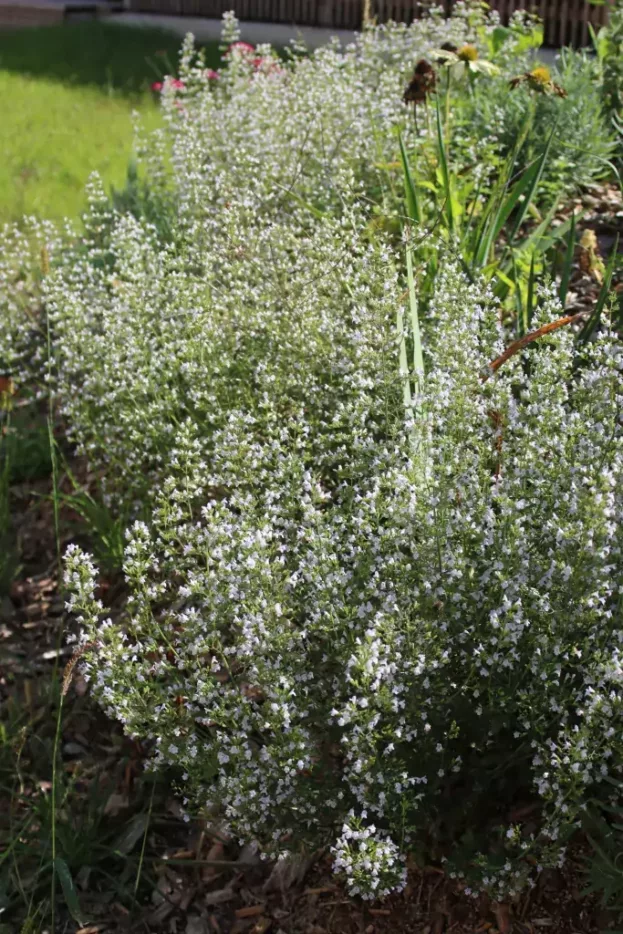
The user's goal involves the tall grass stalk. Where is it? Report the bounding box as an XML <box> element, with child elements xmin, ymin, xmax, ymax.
<box><xmin>43</xmin><ymin>248</ymin><xmax>64</xmax><ymax>930</ymax></box>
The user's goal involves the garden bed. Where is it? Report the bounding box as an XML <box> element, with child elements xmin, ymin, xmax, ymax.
<box><xmin>1</xmin><ymin>3</ymin><xmax>623</xmax><ymax>931</ymax></box>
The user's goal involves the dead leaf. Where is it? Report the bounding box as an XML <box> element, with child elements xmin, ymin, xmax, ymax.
<box><xmin>578</xmin><ymin>229</ymin><xmax>605</xmax><ymax>283</ymax></box>
<box><xmin>185</xmin><ymin>917</ymin><xmax>208</xmax><ymax>934</ymax></box>
<box><xmin>104</xmin><ymin>792</ymin><xmax>129</xmax><ymax>816</ymax></box>
<box><xmin>235</xmin><ymin>905</ymin><xmax>265</xmax><ymax>919</ymax></box>
<box><xmin>206</xmin><ymin>840</ymin><xmax>225</xmax><ymax>862</ymax></box>
<box><xmin>146</xmin><ymin>901</ymin><xmax>175</xmax><ymax>926</ymax></box>
<box><xmin>250</xmin><ymin>919</ymin><xmax>272</xmax><ymax>934</ymax></box>
<box><xmin>241</xmin><ymin>683</ymin><xmax>265</xmax><ymax>701</ymax></box>
<box><xmin>263</xmin><ymin>851</ymin><xmax>317</xmax><ymax>893</ymax></box>
<box><xmin>493</xmin><ymin>903</ymin><xmax>512</xmax><ymax>934</ymax></box>
<box><xmin>237</xmin><ymin>843</ymin><xmax>263</xmax><ymax>868</ymax></box>
<box><xmin>204</xmin><ymin>888</ymin><xmax>237</xmax><ymax>907</ymax></box>
<box><xmin>508</xmin><ymin>803</ymin><xmax>538</xmax><ymax>822</ymax></box>
<box><xmin>73</xmin><ymin>674</ymin><xmax>88</xmax><ymax>696</ymax></box>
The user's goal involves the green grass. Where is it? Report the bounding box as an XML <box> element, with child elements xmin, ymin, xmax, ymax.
<box><xmin>0</xmin><ymin>22</ymin><xmax>221</xmax><ymax>222</ymax></box>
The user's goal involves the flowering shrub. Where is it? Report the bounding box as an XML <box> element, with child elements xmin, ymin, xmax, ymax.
<box><xmin>4</xmin><ymin>0</ymin><xmax>619</xmax><ymax>904</ymax></box>
<box><xmin>118</xmin><ymin>5</ymin><xmax>552</xmax><ymax>241</ymax></box>
<box><xmin>46</xmin><ymin>189</ymin><xmax>401</xmax><ymax>504</ymax></box>
<box><xmin>0</xmin><ymin>218</ymin><xmax>59</xmax><ymax>389</ymax></box>
<box><xmin>66</xmin><ymin>258</ymin><xmax>623</xmax><ymax>898</ymax></box>
<box><xmin>44</xmin><ymin>4</ymin><xmax>598</xmax><ymax>506</ymax></box>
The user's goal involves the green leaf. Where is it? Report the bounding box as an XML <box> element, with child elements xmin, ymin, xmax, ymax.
<box><xmin>514</xmin><ymin>25</ymin><xmax>544</xmax><ymax>52</ymax></box>
<box><xmin>526</xmin><ymin>251</ymin><xmax>536</xmax><ymax>331</ymax></box>
<box><xmin>494</xmin><ymin>157</ymin><xmax>542</xmax><ymax>243</ymax></box>
<box><xmin>469</xmin><ymin>118</ymin><xmax>534</xmax><ymax>270</ymax></box>
<box><xmin>436</xmin><ymin>96</ymin><xmax>454</xmax><ymax>234</ymax></box>
<box><xmin>490</xmin><ymin>26</ymin><xmax>512</xmax><ymax>55</ymax></box>
<box><xmin>577</xmin><ymin>234</ymin><xmax>619</xmax><ymax>345</ymax></box>
<box><xmin>397</xmin><ymin>303</ymin><xmax>412</xmax><ymax>412</ymax></box>
<box><xmin>507</xmin><ymin>126</ymin><xmax>556</xmax><ymax>245</ymax></box>
<box><xmin>559</xmin><ymin>211</ymin><xmax>576</xmax><ymax>307</ymax></box>
<box><xmin>398</xmin><ymin>133</ymin><xmax>421</xmax><ymax>225</ymax></box>
<box><xmin>406</xmin><ymin>247</ymin><xmax>424</xmax><ymax>381</ymax></box>
<box><xmin>54</xmin><ymin>857</ymin><xmax>84</xmax><ymax>925</ymax></box>
<box><xmin>510</xmin><ymin>250</ymin><xmax>524</xmax><ymax>337</ymax></box>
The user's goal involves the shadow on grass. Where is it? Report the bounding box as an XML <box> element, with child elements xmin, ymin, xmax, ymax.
<box><xmin>0</xmin><ymin>20</ymin><xmax>222</xmax><ymax>93</ymax></box>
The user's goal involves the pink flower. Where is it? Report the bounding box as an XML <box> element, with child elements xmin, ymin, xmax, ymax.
<box><xmin>170</xmin><ymin>78</ymin><xmax>185</xmax><ymax>89</ymax></box>
<box><xmin>205</xmin><ymin>69</ymin><xmax>219</xmax><ymax>80</ymax></box>
<box><xmin>151</xmin><ymin>81</ymin><xmax>163</xmax><ymax>92</ymax></box>
<box><xmin>228</xmin><ymin>41</ymin><xmax>255</xmax><ymax>54</ymax></box>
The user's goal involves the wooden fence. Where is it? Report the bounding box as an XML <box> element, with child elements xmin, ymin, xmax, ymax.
<box><xmin>128</xmin><ymin>0</ymin><xmax>613</xmax><ymax>47</ymax></box>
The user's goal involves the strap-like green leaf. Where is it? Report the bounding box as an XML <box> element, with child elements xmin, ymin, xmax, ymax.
<box><xmin>398</xmin><ymin>133</ymin><xmax>421</xmax><ymax>225</ymax></box>
<box><xmin>54</xmin><ymin>856</ymin><xmax>84</xmax><ymax>925</ymax></box>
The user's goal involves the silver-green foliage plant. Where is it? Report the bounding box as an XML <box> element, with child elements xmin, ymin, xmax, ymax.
<box><xmin>44</xmin><ymin>6</ymin><xmax>518</xmax><ymax>505</ymax></box>
<box><xmin>0</xmin><ymin>218</ymin><xmax>60</xmax><ymax>389</ymax></box>
<box><xmin>30</xmin><ymin>2</ymin><xmax>623</xmax><ymax>903</ymax></box>
<box><xmin>458</xmin><ymin>48</ymin><xmax>618</xmax><ymax>202</ymax></box>
<box><xmin>66</xmin><ymin>259</ymin><xmax>623</xmax><ymax>900</ymax></box>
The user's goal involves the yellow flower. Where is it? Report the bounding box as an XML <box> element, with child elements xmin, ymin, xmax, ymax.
<box><xmin>509</xmin><ymin>65</ymin><xmax>567</xmax><ymax>97</ymax></box>
<box><xmin>457</xmin><ymin>44</ymin><xmax>479</xmax><ymax>63</ymax></box>
<box><xmin>529</xmin><ymin>65</ymin><xmax>552</xmax><ymax>86</ymax></box>
<box><xmin>432</xmin><ymin>45</ymin><xmax>499</xmax><ymax>76</ymax></box>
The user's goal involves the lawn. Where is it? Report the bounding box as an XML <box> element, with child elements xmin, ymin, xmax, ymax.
<box><xmin>0</xmin><ymin>22</ymin><xmax>220</xmax><ymax>222</ymax></box>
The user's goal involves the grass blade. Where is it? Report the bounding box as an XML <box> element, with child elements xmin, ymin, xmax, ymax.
<box><xmin>510</xmin><ymin>249</ymin><xmax>524</xmax><ymax>337</ymax></box>
<box><xmin>398</xmin><ymin>132</ymin><xmax>421</xmax><ymax>225</ymax></box>
<box><xmin>406</xmin><ymin>246</ymin><xmax>424</xmax><ymax>381</ymax></box>
<box><xmin>577</xmin><ymin>234</ymin><xmax>619</xmax><ymax>345</ymax></box>
<box><xmin>515</xmin><ymin>194</ymin><xmax>561</xmax><ymax>253</ymax></box>
<box><xmin>54</xmin><ymin>857</ymin><xmax>84</xmax><ymax>925</ymax></box>
<box><xmin>559</xmin><ymin>211</ymin><xmax>576</xmax><ymax>307</ymax></box>
<box><xmin>436</xmin><ymin>96</ymin><xmax>454</xmax><ymax>234</ymax></box>
<box><xmin>527</xmin><ymin>251</ymin><xmax>536</xmax><ymax>331</ymax></box>
<box><xmin>470</xmin><ymin>116</ymin><xmax>533</xmax><ymax>269</ymax></box>
<box><xmin>507</xmin><ymin>125</ymin><xmax>556</xmax><ymax>244</ymax></box>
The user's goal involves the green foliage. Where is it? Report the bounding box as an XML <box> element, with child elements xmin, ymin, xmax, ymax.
<box><xmin>2</xmin><ymin>407</ymin><xmax>52</xmax><ymax>485</ymax></box>
<box><xmin>0</xmin><ymin>427</ymin><xmax>13</xmax><ymax>596</ymax></box>
<box><xmin>58</xmin><ymin>480</ymin><xmax>130</xmax><ymax>576</ymax></box>
<box><xmin>584</xmin><ymin>777</ymin><xmax>623</xmax><ymax>913</ymax></box>
<box><xmin>459</xmin><ymin>48</ymin><xmax>618</xmax><ymax>202</ymax></box>
<box><xmin>396</xmin><ymin>113</ymin><xmax>571</xmax><ymax>330</ymax></box>
<box><xmin>590</xmin><ymin>0</ymin><xmax>623</xmax><ymax>139</ymax></box>
<box><xmin>0</xmin><ymin>685</ymin><xmax>161</xmax><ymax>927</ymax></box>
<box><xmin>0</xmin><ymin>21</ymin><xmax>220</xmax><ymax>92</ymax></box>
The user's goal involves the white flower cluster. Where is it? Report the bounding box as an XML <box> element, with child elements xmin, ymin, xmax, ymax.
<box><xmin>65</xmin><ymin>258</ymin><xmax>623</xmax><ymax>898</ymax></box>
<box><xmin>40</xmin><ymin>3</ymin><xmax>544</xmax><ymax>506</ymax></box>
<box><xmin>332</xmin><ymin>815</ymin><xmax>407</xmax><ymax>899</ymax></box>
<box><xmin>6</xmin><ymin>1</ymin><xmax>621</xmax><ymax>902</ymax></box>
<box><xmin>0</xmin><ymin>218</ymin><xmax>61</xmax><ymax>389</ymax></box>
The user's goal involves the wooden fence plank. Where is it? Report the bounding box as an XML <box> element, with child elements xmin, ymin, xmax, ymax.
<box><xmin>560</xmin><ymin>0</ymin><xmax>570</xmax><ymax>46</ymax></box>
<box><xmin>128</xmin><ymin>0</ymin><xmax>611</xmax><ymax>46</ymax></box>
